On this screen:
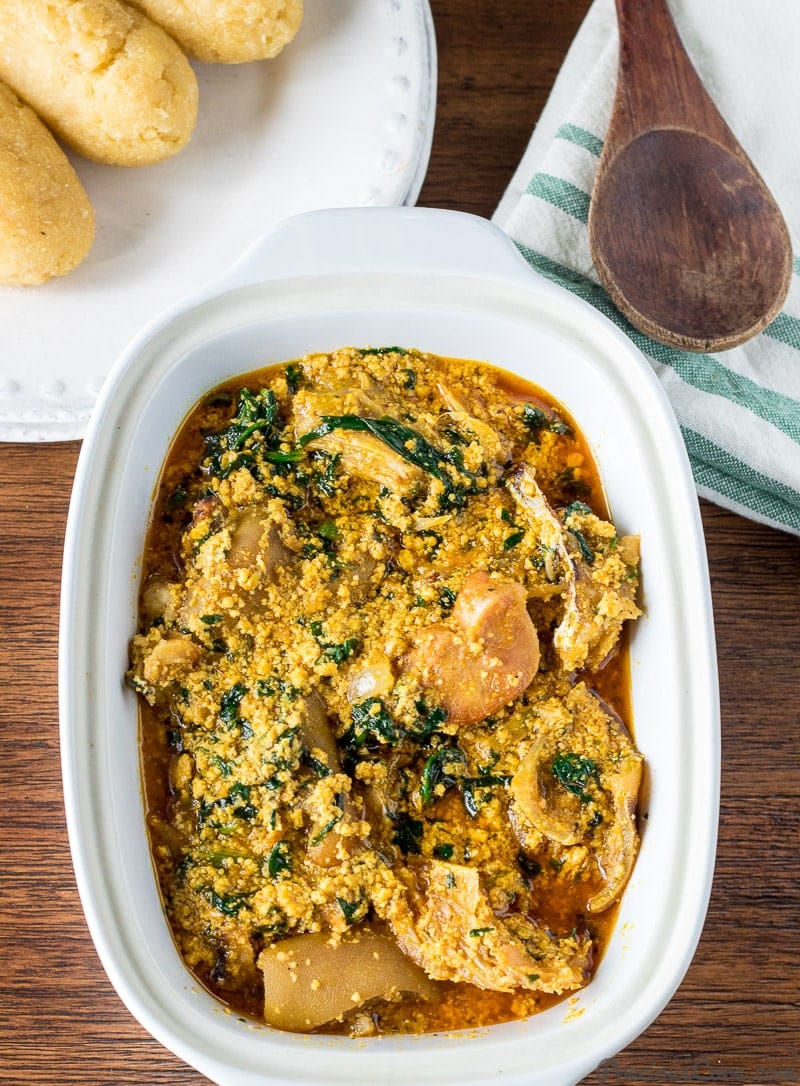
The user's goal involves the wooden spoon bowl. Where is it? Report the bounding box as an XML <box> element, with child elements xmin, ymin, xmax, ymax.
<box><xmin>589</xmin><ymin>0</ymin><xmax>792</xmax><ymax>353</ymax></box>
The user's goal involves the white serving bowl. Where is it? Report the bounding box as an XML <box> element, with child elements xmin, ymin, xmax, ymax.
<box><xmin>60</xmin><ymin>207</ymin><xmax>719</xmax><ymax>1086</ymax></box>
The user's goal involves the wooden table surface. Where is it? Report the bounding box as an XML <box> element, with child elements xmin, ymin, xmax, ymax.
<box><xmin>1</xmin><ymin>2</ymin><xmax>798</xmax><ymax>1083</ymax></box>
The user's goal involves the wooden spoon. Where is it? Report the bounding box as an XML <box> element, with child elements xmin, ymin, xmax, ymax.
<box><xmin>588</xmin><ymin>0</ymin><xmax>792</xmax><ymax>352</ymax></box>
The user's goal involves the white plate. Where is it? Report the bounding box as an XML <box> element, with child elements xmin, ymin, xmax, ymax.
<box><xmin>60</xmin><ymin>207</ymin><xmax>719</xmax><ymax>1086</ymax></box>
<box><xmin>0</xmin><ymin>0</ymin><xmax>436</xmax><ymax>442</ymax></box>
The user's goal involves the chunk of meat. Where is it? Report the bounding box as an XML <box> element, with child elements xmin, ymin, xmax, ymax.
<box><xmin>259</xmin><ymin>928</ymin><xmax>436</xmax><ymax>1032</ymax></box>
<box><xmin>510</xmin><ymin>701</ymin><xmax>584</xmax><ymax>848</ymax></box>
<box><xmin>508</xmin><ymin>464</ymin><xmax>640</xmax><ymax>672</ymax></box>
<box><xmin>402</xmin><ymin>571</ymin><xmax>540</xmax><ymax>726</ymax></box>
<box><xmin>554</xmin><ymin>520</ymin><xmax>641</xmax><ymax>673</ymax></box>
<box><xmin>141</xmin><ymin>634</ymin><xmax>202</xmax><ymax>686</ymax></box>
<box><xmin>586</xmin><ymin>743</ymin><xmax>642</xmax><ymax>913</ymax></box>
<box><xmin>299</xmin><ymin>693</ymin><xmax>341</xmax><ymax>771</ymax></box>
<box><xmin>387</xmin><ymin>861</ymin><xmax>590</xmax><ymax>994</ymax></box>
<box><xmin>510</xmin><ymin>683</ymin><xmax>643</xmax><ymax>912</ymax></box>
<box><xmin>337</xmin><ymin>549</ymin><xmax>379</xmax><ymax>606</ymax></box>
<box><xmin>178</xmin><ymin>507</ymin><xmax>292</xmax><ymax>636</ymax></box>
<box><xmin>212</xmin><ymin>924</ymin><xmax>259</xmax><ymax>995</ymax></box>
<box><xmin>347</xmin><ymin>654</ymin><xmax>395</xmax><ymax>703</ymax></box>
<box><xmin>140</xmin><ymin>577</ymin><xmax>177</xmax><ymax>622</ymax></box>
<box><xmin>227</xmin><ymin>507</ymin><xmax>290</xmax><ymax>577</ymax></box>
<box><xmin>299</xmin><ymin>695</ymin><xmax>367</xmax><ymax>869</ymax></box>
<box><xmin>189</xmin><ymin>494</ymin><xmax>224</xmax><ymax>531</ymax></box>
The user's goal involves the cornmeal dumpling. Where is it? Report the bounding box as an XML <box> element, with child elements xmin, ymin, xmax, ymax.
<box><xmin>0</xmin><ymin>81</ymin><xmax>94</xmax><ymax>286</ymax></box>
<box><xmin>127</xmin><ymin>0</ymin><xmax>304</xmax><ymax>64</ymax></box>
<box><xmin>0</xmin><ymin>0</ymin><xmax>198</xmax><ymax>166</ymax></box>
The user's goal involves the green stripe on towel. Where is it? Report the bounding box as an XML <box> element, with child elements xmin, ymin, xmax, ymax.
<box><xmin>682</xmin><ymin>426</ymin><xmax>800</xmax><ymax>533</ymax></box>
<box><xmin>763</xmin><ymin>311</ymin><xmax>800</xmax><ymax>350</ymax></box>
<box><xmin>555</xmin><ymin>123</ymin><xmax>604</xmax><ymax>157</ymax></box>
<box><xmin>526</xmin><ymin>174</ymin><xmax>591</xmax><ymax>224</ymax></box>
<box><xmin>514</xmin><ymin>242</ymin><xmax>800</xmax><ymax>444</ymax></box>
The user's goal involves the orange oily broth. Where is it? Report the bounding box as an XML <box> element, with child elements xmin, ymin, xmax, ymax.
<box><xmin>133</xmin><ymin>348</ymin><xmax>639</xmax><ymax>1035</ymax></box>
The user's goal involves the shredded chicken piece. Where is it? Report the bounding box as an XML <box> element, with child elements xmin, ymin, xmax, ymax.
<box><xmin>436</xmin><ymin>382</ymin><xmax>512</xmax><ymax>469</ymax></box>
<box><xmin>387</xmin><ymin>860</ymin><xmax>590</xmax><ymax>994</ymax></box>
<box><xmin>292</xmin><ymin>389</ymin><xmax>423</xmax><ymax>493</ymax></box>
<box><xmin>507</xmin><ymin>464</ymin><xmax>572</xmax><ymax>581</ymax></box>
<box><xmin>508</xmin><ymin>464</ymin><xmax>640</xmax><ymax>672</ymax></box>
<box><xmin>554</xmin><ymin>514</ymin><xmax>641</xmax><ymax>672</ymax></box>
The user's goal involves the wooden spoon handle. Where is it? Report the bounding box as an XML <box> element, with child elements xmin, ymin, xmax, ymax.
<box><xmin>612</xmin><ymin>0</ymin><xmax>736</xmax><ymax>149</ymax></box>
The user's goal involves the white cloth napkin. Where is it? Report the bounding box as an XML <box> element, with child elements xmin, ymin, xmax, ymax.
<box><xmin>494</xmin><ymin>0</ymin><xmax>800</xmax><ymax>536</ymax></box>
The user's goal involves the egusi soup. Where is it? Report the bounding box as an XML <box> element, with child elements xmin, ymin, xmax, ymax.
<box><xmin>128</xmin><ymin>346</ymin><xmax>643</xmax><ymax>1035</ymax></box>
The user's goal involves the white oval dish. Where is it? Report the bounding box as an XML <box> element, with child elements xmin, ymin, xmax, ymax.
<box><xmin>60</xmin><ymin>207</ymin><xmax>719</xmax><ymax>1086</ymax></box>
<box><xmin>0</xmin><ymin>0</ymin><xmax>436</xmax><ymax>442</ymax></box>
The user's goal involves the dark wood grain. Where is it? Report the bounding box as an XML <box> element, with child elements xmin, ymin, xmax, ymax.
<box><xmin>588</xmin><ymin>0</ymin><xmax>791</xmax><ymax>351</ymax></box>
<box><xmin>1</xmin><ymin>3</ymin><xmax>798</xmax><ymax>1084</ymax></box>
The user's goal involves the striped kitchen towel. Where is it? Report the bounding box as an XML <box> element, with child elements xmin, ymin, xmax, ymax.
<box><xmin>494</xmin><ymin>0</ymin><xmax>800</xmax><ymax>536</ymax></box>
